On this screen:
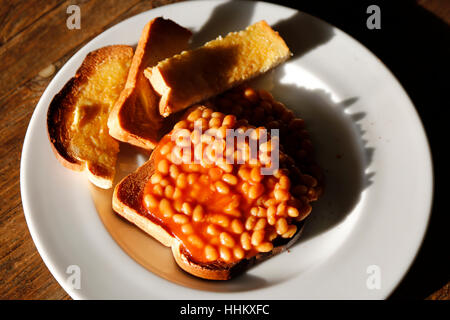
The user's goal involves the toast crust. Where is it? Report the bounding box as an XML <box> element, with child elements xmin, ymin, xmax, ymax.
<box><xmin>47</xmin><ymin>45</ymin><xmax>133</xmax><ymax>189</ymax></box>
<box><xmin>107</xmin><ymin>17</ymin><xmax>192</xmax><ymax>150</ymax></box>
<box><xmin>145</xmin><ymin>20</ymin><xmax>291</xmax><ymax>117</ymax></box>
<box><xmin>113</xmin><ymin>157</ymin><xmax>305</xmax><ymax>280</ymax></box>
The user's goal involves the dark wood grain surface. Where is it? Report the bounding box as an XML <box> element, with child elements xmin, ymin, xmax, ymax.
<box><xmin>0</xmin><ymin>0</ymin><xmax>448</xmax><ymax>300</ymax></box>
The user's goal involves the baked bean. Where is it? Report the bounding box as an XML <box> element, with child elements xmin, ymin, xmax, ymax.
<box><xmin>274</xmin><ymin>189</ymin><xmax>289</xmax><ymax>202</ymax></box>
<box><xmin>202</xmin><ymin>108</ymin><xmax>213</xmax><ymax>119</ymax></box>
<box><xmin>254</xmin><ymin>218</ymin><xmax>267</xmax><ymax>230</ymax></box>
<box><xmin>267</xmin><ymin>205</ymin><xmax>277</xmax><ymax>218</ymax></box>
<box><xmin>257</xmin><ymin>242</ymin><xmax>273</xmax><ymax>252</ymax></box>
<box><xmin>172</xmin><ymin>188</ymin><xmax>182</xmax><ymax>200</ymax></box>
<box><xmin>245</xmin><ymin>216</ymin><xmax>257</xmax><ymax>230</ymax></box>
<box><xmin>159</xmin><ymin>199</ymin><xmax>174</xmax><ymax>218</ymax></box>
<box><xmin>169</xmin><ymin>164</ymin><xmax>180</xmax><ymax>179</ymax></box>
<box><xmin>233</xmin><ymin>247</ymin><xmax>245</xmax><ymax>260</ymax></box>
<box><xmin>222</xmin><ymin>115</ymin><xmax>236</xmax><ymax>127</ymax></box>
<box><xmin>279</xmin><ymin>175</ymin><xmax>290</xmax><ymax>189</ymax></box>
<box><xmin>181</xmin><ymin>223</ymin><xmax>194</xmax><ymax>235</ymax></box>
<box><xmin>144</xmin><ymin>194</ymin><xmax>158</xmax><ymax>209</ymax></box>
<box><xmin>224</xmin><ymin>208</ymin><xmax>241</xmax><ymax>217</ymax></box>
<box><xmin>159</xmin><ymin>143</ymin><xmax>172</xmax><ymax>156</ymax></box>
<box><xmin>157</xmin><ymin>159</ymin><xmax>169</xmax><ymax>175</ymax></box>
<box><xmin>176</xmin><ymin>173</ymin><xmax>188</xmax><ymax>189</ymax></box>
<box><xmin>181</xmin><ymin>202</ymin><xmax>193</xmax><ymax>216</ymax></box>
<box><xmin>231</xmin><ymin>219</ymin><xmax>244</xmax><ymax>234</ymax></box>
<box><xmin>187</xmin><ymin>108</ymin><xmax>202</xmax><ymax>122</ymax></box>
<box><xmin>276</xmin><ymin>218</ymin><xmax>288</xmax><ymax>235</ymax></box>
<box><xmin>164</xmin><ymin>185</ymin><xmax>175</xmax><ymax>199</ymax></box>
<box><xmin>298</xmin><ymin>203</ymin><xmax>312</xmax><ymax>220</ymax></box>
<box><xmin>276</xmin><ymin>202</ymin><xmax>287</xmax><ymax>216</ymax></box>
<box><xmin>153</xmin><ymin>184</ymin><xmax>164</xmax><ymax>197</ymax></box>
<box><xmin>238</xmin><ymin>167</ymin><xmax>251</xmax><ymax>181</ymax></box>
<box><xmin>211</xmin><ymin>111</ymin><xmax>224</xmax><ymax>119</ymax></box>
<box><xmin>244</xmin><ymin>87</ymin><xmax>259</xmax><ymax>103</ymax></box>
<box><xmin>217</xmin><ymin>159</ymin><xmax>233</xmax><ymax>173</ymax></box>
<box><xmin>150</xmin><ymin>172</ymin><xmax>163</xmax><ymax>184</ymax></box>
<box><xmin>206</xmin><ymin>224</ymin><xmax>220</xmax><ymax>236</ymax></box>
<box><xmin>258</xmin><ymin>89</ymin><xmax>273</xmax><ymax>101</ymax></box>
<box><xmin>191</xmin><ymin>130</ymin><xmax>201</xmax><ymax>145</ymax></box>
<box><xmin>281</xmin><ymin>109</ymin><xmax>295</xmax><ymax>123</ymax></box>
<box><xmin>209</xmin><ymin>117</ymin><xmax>222</xmax><ymax>128</ymax></box>
<box><xmin>268</xmin><ymin>228</ymin><xmax>278</xmax><ymax>241</ymax></box>
<box><xmin>216</xmin><ymin>126</ymin><xmax>227</xmax><ymax>139</ymax></box>
<box><xmin>288</xmin><ymin>118</ymin><xmax>305</xmax><ymax>130</ymax></box>
<box><xmin>208</xmin><ymin>167</ymin><xmax>223</xmax><ymax>181</ymax></box>
<box><xmin>173</xmin><ymin>214</ymin><xmax>189</xmax><ymax>224</ymax></box>
<box><xmin>192</xmin><ymin>205</ymin><xmax>204</xmax><ymax>222</ymax></box>
<box><xmin>209</xmin><ymin>214</ymin><xmax>230</xmax><ymax>228</ymax></box>
<box><xmin>159</xmin><ymin>178</ymin><xmax>169</xmax><ymax>187</ymax></box>
<box><xmin>251</xmin><ymin>229</ymin><xmax>265</xmax><ymax>246</ymax></box>
<box><xmin>222</xmin><ymin>173</ymin><xmax>238</xmax><ymax>185</ymax></box>
<box><xmin>219</xmin><ymin>246</ymin><xmax>231</xmax><ymax>262</ymax></box>
<box><xmin>188</xmin><ymin>235</ymin><xmax>204</xmax><ymax>248</ymax></box>
<box><xmin>220</xmin><ymin>232</ymin><xmax>235</xmax><ymax>248</ymax></box>
<box><xmin>240</xmin><ymin>232</ymin><xmax>251</xmax><ymax>250</ymax></box>
<box><xmin>173</xmin><ymin>199</ymin><xmax>183</xmax><ymax>212</ymax></box>
<box><xmin>204</xmin><ymin>245</ymin><xmax>218</xmax><ymax>261</ymax></box>
<box><xmin>241</xmin><ymin>182</ymin><xmax>250</xmax><ymax>195</ymax></box>
<box><xmin>257</xmin><ymin>206</ymin><xmax>267</xmax><ymax>217</ymax></box>
<box><xmin>214</xmin><ymin>181</ymin><xmax>229</xmax><ymax>194</ymax></box>
<box><xmin>250</xmin><ymin>207</ymin><xmax>259</xmax><ymax>216</ymax></box>
<box><xmin>259</xmin><ymin>141</ymin><xmax>272</xmax><ymax>153</ymax></box>
<box><xmin>260</xmin><ymin>100</ymin><xmax>272</xmax><ymax>113</ymax></box>
<box><xmin>287</xmin><ymin>206</ymin><xmax>300</xmax><ymax>218</ymax></box>
<box><xmin>250</xmin><ymin>167</ymin><xmax>262</xmax><ymax>182</ymax></box>
<box><xmin>271</xmin><ymin>101</ymin><xmax>286</xmax><ymax>115</ymax></box>
<box><xmin>292</xmin><ymin>185</ymin><xmax>308</xmax><ymax>196</ymax></box>
<box><xmin>282</xmin><ymin>225</ymin><xmax>297</xmax><ymax>238</ymax></box>
<box><xmin>187</xmin><ymin>173</ymin><xmax>199</xmax><ymax>185</ymax></box>
<box><xmin>264</xmin><ymin>196</ymin><xmax>277</xmax><ymax>207</ymax></box>
<box><xmin>248</xmin><ymin>184</ymin><xmax>264</xmax><ymax>200</ymax></box>
<box><xmin>173</xmin><ymin>120</ymin><xmax>189</xmax><ymax>130</ymax></box>
<box><xmin>302</xmin><ymin>174</ymin><xmax>318</xmax><ymax>187</ymax></box>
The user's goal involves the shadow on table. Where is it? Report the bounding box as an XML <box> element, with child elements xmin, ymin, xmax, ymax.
<box><xmin>269</xmin><ymin>0</ymin><xmax>449</xmax><ymax>300</ymax></box>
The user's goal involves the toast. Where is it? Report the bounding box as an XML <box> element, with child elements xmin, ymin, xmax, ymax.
<box><xmin>47</xmin><ymin>45</ymin><xmax>133</xmax><ymax>189</ymax></box>
<box><xmin>145</xmin><ymin>20</ymin><xmax>291</xmax><ymax>117</ymax></box>
<box><xmin>113</xmin><ymin>103</ymin><xmax>320</xmax><ymax>280</ymax></box>
<box><xmin>107</xmin><ymin>18</ymin><xmax>192</xmax><ymax>150</ymax></box>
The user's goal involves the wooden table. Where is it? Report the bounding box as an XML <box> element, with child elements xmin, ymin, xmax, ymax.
<box><xmin>0</xmin><ymin>0</ymin><xmax>448</xmax><ymax>300</ymax></box>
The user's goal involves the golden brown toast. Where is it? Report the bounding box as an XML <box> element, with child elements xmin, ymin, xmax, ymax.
<box><xmin>47</xmin><ymin>45</ymin><xmax>133</xmax><ymax>189</ymax></box>
<box><xmin>145</xmin><ymin>20</ymin><xmax>292</xmax><ymax>117</ymax></box>
<box><xmin>112</xmin><ymin>99</ymin><xmax>322</xmax><ymax>280</ymax></box>
<box><xmin>107</xmin><ymin>17</ymin><xmax>192</xmax><ymax>150</ymax></box>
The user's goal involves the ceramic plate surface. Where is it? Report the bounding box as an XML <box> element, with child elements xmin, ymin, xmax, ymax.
<box><xmin>21</xmin><ymin>0</ymin><xmax>433</xmax><ymax>299</ymax></box>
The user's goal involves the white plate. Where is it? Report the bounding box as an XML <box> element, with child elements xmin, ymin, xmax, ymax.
<box><xmin>20</xmin><ymin>0</ymin><xmax>433</xmax><ymax>299</ymax></box>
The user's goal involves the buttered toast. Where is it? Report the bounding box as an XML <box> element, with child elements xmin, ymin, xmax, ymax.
<box><xmin>107</xmin><ymin>18</ymin><xmax>192</xmax><ymax>150</ymax></box>
<box><xmin>145</xmin><ymin>20</ymin><xmax>291</xmax><ymax>117</ymax></box>
<box><xmin>47</xmin><ymin>45</ymin><xmax>133</xmax><ymax>189</ymax></box>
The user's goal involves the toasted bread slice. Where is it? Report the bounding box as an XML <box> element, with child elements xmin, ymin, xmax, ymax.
<box><xmin>47</xmin><ymin>45</ymin><xmax>133</xmax><ymax>189</ymax></box>
<box><xmin>112</xmin><ymin>153</ymin><xmax>305</xmax><ymax>280</ymax></box>
<box><xmin>145</xmin><ymin>20</ymin><xmax>291</xmax><ymax>117</ymax></box>
<box><xmin>107</xmin><ymin>18</ymin><xmax>192</xmax><ymax>150</ymax></box>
